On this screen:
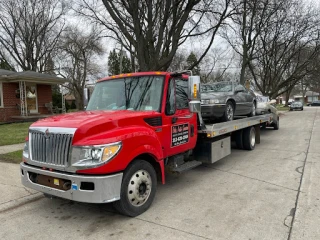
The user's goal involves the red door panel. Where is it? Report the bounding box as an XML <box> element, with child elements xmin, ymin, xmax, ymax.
<box><xmin>161</xmin><ymin>77</ymin><xmax>197</xmax><ymax>157</ymax></box>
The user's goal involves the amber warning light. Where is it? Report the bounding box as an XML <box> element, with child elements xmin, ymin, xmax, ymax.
<box><xmin>193</xmin><ymin>84</ymin><xmax>197</xmax><ymax>98</ymax></box>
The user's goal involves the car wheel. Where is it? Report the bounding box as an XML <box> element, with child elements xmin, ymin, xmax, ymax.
<box><xmin>273</xmin><ymin>117</ymin><xmax>279</xmax><ymax>130</ymax></box>
<box><xmin>113</xmin><ymin>159</ymin><xmax>157</xmax><ymax>217</ymax></box>
<box><xmin>234</xmin><ymin>130</ymin><xmax>244</xmax><ymax>149</ymax></box>
<box><xmin>248</xmin><ymin>102</ymin><xmax>256</xmax><ymax>117</ymax></box>
<box><xmin>222</xmin><ymin>101</ymin><xmax>234</xmax><ymax>121</ymax></box>
<box><xmin>243</xmin><ymin>126</ymin><xmax>256</xmax><ymax>150</ymax></box>
<box><xmin>301</xmin><ymin>107</ymin><xmax>303</xmax><ymax>111</ymax></box>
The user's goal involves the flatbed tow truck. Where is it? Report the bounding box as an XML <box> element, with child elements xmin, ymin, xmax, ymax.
<box><xmin>20</xmin><ymin>71</ymin><xmax>278</xmax><ymax>216</ymax></box>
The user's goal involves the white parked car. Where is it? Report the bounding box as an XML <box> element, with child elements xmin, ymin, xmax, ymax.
<box><xmin>255</xmin><ymin>95</ymin><xmax>279</xmax><ymax>130</ymax></box>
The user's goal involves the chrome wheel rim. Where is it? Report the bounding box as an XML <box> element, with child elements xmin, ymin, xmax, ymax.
<box><xmin>227</xmin><ymin>104</ymin><xmax>233</xmax><ymax>120</ymax></box>
<box><xmin>250</xmin><ymin>128</ymin><xmax>256</xmax><ymax>147</ymax></box>
<box><xmin>127</xmin><ymin>170</ymin><xmax>152</xmax><ymax>207</ymax></box>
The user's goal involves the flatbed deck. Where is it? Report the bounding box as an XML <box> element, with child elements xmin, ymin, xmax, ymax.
<box><xmin>199</xmin><ymin>114</ymin><xmax>273</xmax><ymax>138</ymax></box>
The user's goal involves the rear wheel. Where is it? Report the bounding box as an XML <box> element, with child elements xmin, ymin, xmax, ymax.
<box><xmin>243</xmin><ymin>127</ymin><xmax>256</xmax><ymax>150</ymax></box>
<box><xmin>234</xmin><ymin>130</ymin><xmax>244</xmax><ymax>149</ymax></box>
<box><xmin>273</xmin><ymin>117</ymin><xmax>279</xmax><ymax>130</ymax></box>
<box><xmin>222</xmin><ymin>101</ymin><xmax>234</xmax><ymax>121</ymax></box>
<box><xmin>113</xmin><ymin>160</ymin><xmax>157</xmax><ymax>217</ymax></box>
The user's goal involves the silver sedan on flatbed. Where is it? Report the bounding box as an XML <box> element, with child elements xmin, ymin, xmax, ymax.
<box><xmin>201</xmin><ymin>81</ymin><xmax>256</xmax><ymax>122</ymax></box>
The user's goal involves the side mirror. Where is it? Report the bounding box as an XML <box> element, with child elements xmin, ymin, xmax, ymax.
<box><xmin>234</xmin><ymin>88</ymin><xmax>244</xmax><ymax>94</ymax></box>
<box><xmin>188</xmin><ymin>76</ymin><xmax>201</xmax><ymax>113</ymax></box>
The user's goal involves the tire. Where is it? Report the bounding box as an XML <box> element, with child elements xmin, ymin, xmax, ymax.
<box><xmin>222</xmin><ymin>101</ymin><xmax>234</xmax><ymax>121</ymax></box>
<box><xmin>234</xmin><ymin>130</ymin><xmax>243</xmax><ymax>149</ymax></box>
<box><xmin>113</xmin><ymin>159</ymin><xmax>157</xmax><ymax>217</ymax></box>
<box><xmin>273</xmin><ymin>117</ymin><xmax>279</xmax><ymax>130</ymax></box>
<box><xmin>248</xmin><ymin>101</ymin><xmax>256</xmax><ymax>117</ymax></box>
<box><xmin>242</xmin><ymin>127</ymin><xmax>256</xmax><ymax>150</ymax></box>
<box><xmin>301</xmin><ymin>107</ymin><xmax>303</xmax><ymax>111</ymax></box>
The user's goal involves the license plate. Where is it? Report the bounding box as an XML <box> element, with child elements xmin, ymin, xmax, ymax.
<box><xmin>53</xmin><ymin>179</ymin><xmax>60</xmax><ymax>186</ymax></box>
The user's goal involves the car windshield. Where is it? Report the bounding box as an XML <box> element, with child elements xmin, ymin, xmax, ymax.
<box><xmin>292</xmin><ymin>102</ymin><xmax>302</xmax><ymax>105</ymax></box>
<box><xmin>205</xmin><ymin>82</ymin><xmax>233</xmax><ymax>93</ymax></box>
<box><xmin>86</xmin><ymin>76</ymin><xmax>164</xmax><ymax>111</ymax></box>
<box><xmin>201</xmin><ymin>85</ymin><xmax>214</xmax><ymax>92</ymax></box>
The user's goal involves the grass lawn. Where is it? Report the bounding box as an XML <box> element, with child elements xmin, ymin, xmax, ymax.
<box><xmin>276</xmin><ymin>105</ymin><xmax>289</xmax><ymax>111</ymax></box>
<box><xmin>0</xmin><ymin>150</ymin><xmax>23</xmax><ymax>164</ymax></box>
<box><xmin>0</xmin><ymin>122</ymin><xmax>32</xmax><ymax>146</ymax></box>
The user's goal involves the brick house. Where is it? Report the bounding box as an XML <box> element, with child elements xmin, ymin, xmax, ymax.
<box><xmin>0</xmin><ymin>69</ymin><xmax>69</xmax><ymax>122</ymax></box>
<box><xmin>293</xmin><ymin>91</ymin><xmax>320</xmax><ymax>103</ymax></box>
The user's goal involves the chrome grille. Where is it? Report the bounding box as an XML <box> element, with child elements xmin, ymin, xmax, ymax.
<box><xmin>30</xmin><ymin>130</ymin><xmax>73</xmax><ymax>167</ymax></box>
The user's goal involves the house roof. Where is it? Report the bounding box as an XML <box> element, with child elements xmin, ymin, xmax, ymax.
<box><xmin>294</xmin><ymin>91</ymin><xmax>319</xmax><ymax>98</ymax></box>
<box><xmin>0</xmin><ymin>69</ymin><xmax>70</xmax><ymax>85</ymax></box>
<box><xmin>305</xmin><ymin>91</ymin><xmax>319</xmax><ymax>97</ymax></box>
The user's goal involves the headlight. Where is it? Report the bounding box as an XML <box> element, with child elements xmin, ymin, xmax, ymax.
<box><xmin>201</xmin><ymin>99</ymin><xmax>219</xmax><ymax>104</ymax></box>
<box><xmin>23</xmin><ymin>141</ymin><xmax>29</xmax><ymax>159</ymax></box>
<box><xmin>209</xmin><ymin>99</ymin><xmax>219</xmax><ymax>104</ymax></box>
<box><xmin>71</xmin><ymin>141</ymin><xmax>122</xmax><ymax>168</ymax></box>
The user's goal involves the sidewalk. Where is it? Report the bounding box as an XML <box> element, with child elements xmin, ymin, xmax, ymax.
<box><xmin>0</xmin><ymin>143</ymin><xmax>25</xmax><ymax>154</ymax></box>
<box><xmin>0</xmin><ymin>143</ymin><xmax>42</xmax><ymax>212</ymax></box>
<box><xmin>0</xmin><ymin>161</ymin><xmax>42</xmax><ymax>212</ymax></box>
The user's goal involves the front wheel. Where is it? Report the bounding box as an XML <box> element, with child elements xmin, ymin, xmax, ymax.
<box><xmin>222</xmin><ymin>101</ymin><xmax>234</xmax><ymax>121</ymax></box>
<box><xmin>113</xmin><ymin>160</ymin><xmax>157</xmax><ymax>217</ymax></box>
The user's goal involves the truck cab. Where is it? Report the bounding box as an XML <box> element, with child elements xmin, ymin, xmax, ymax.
<box><xmin>21</xmin><ymin>71</ymin><xmax>202</xmax><ymax>217</ymax></box>
<box><xmin>21</xmin><ymin>71</ymin><xmax>275</xmax><ymax>217</ymax></box>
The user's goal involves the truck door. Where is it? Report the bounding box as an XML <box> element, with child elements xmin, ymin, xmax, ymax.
<box><xmin>162</xmin><ymin>77</ymin><xmax>197</xmax><ymax>157</ymax></box>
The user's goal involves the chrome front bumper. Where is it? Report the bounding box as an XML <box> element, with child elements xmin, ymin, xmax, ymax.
<box><xmin>20</xmin><ymin>163</ymin><xmax>123</xmax><ymax>203</ymax></box>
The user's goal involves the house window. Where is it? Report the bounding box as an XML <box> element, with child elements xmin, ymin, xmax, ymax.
<box><xmin>0</xmin><ymin>83</ymin><xmax>3</xmax><ymax>107</ymax></box>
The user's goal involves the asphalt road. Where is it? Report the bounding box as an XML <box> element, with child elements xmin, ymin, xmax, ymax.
<box><xmin>0</xmin><ymin>107</ymin><xmax>319</xmax><ymax>240</ymax></box>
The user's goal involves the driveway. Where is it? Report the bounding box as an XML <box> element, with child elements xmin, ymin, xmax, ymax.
<box><xmin>0</xmin><ymin>107</ymin><xmax>319</xmax><ymax>240</ymax></box>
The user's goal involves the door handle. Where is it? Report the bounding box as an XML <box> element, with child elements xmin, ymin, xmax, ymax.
<box><xmin>171</xmin><ymin>117</ymin><xmax>177</xmax><ymax>124</ymax></box>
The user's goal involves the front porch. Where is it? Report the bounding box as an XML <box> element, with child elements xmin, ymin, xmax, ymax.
<box><xmin>0</xmin><ymin>70</ymin><xmax>70</xmax><ymax>122</ymax></box>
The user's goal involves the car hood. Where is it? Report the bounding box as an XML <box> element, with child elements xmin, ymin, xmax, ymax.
<box><xmin>201</xmin><ymin>92</ymin><xmax>232</xmax><ymax>99</ymax></box>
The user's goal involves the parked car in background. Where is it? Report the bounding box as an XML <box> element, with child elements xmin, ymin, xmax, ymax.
<box><xmin>201</xmin><ymin>81</ymin><xmax>256</xmax><ymax>122</ymax></box>
<box><xmin>290</xmin><ymin>101</ymin><xmax>303</xmax><ymax>111</ymax></box>
<box><xmin>309</xmin><ymin>100</ymin><xmax>320</xmax><ymax>106</ymax></box>
<box><xmin>287</xmin><ymin>99</ymin><xmax>294</xmax><ymax>105</ymax></box>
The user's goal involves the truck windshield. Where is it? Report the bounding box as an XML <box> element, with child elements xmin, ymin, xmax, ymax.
<box><xmin>86</xmin><ymin>76</ymin><xmax>164</xmax><ymax>112</ymax></box>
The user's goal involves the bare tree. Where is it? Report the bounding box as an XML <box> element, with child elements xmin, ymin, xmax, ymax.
<box><xmin>222</xmin><ymin>0</ymin><xmax>286</xmax><ymax>84</ymax></box>
<box><xmin>57</xmin><ymin>26</ymin><xmax>104</xmax><ymax>110</ymax></box>
<box><xmin>248</xmin><ymin>0</ymin><xmax>320</xmax><ymax>99</ymax></box>
<box><xmin>75</xmin><ymin>0</ymin><xmax>234</xmax><ymax>72</ymax></box>
<box><xmin>200</xmin><ymin>48</ymin><xmax>235</xmax><ymax>83</ymax></box>
<box><xmin>0</xmin><ymin>0</ymin><xmax>68</xmax><ymax>72</ymax></box>
<box><xmin>167</xmin><ymin>50</ymin><xmax>188</xmax><ymax>72</ymax></box>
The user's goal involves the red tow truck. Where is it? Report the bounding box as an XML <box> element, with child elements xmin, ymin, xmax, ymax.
<box><xmin>20</xmin><ymin>71</ymin><xmax>278</xmax><ymax>216</ymax></box>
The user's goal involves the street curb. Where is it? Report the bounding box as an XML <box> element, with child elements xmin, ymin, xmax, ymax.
<box><xmin>0</xmin><ymin>192</ymin><xmax>44</xmax><ymax>213</ymax></box>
